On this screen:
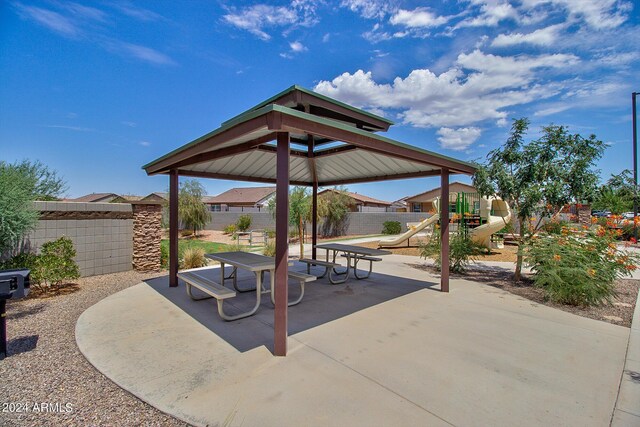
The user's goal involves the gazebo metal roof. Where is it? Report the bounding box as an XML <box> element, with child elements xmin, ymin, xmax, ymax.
<box><xmin>144</xmin><ymin>85</ymin><xmax>476</xmax><ymax>356</ymax></box>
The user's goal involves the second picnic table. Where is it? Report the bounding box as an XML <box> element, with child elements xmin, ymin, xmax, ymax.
<box><xmin>303</xmin><ymin>243</ymin><xmax>392</xmax><ymax>284</ymax></box>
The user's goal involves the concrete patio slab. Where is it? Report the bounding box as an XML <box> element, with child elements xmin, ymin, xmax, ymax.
<box><xmin>76</xmin><ymin>255</ymin><xmax>630</xmax><ymax>426</ymax></box>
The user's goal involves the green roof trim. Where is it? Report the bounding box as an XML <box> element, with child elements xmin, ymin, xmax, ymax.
<box><xmin>143</xmin><ymin>103</ymin><xmax>475</xmax><ymax>173</ymax></box>
<box><xmin>220</xmin><ymin>85</ymin><xmax>394</xmax><ymax>128</ymax></box>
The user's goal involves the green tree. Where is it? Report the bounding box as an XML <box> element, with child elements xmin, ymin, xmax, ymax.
<box><xmin>318</xmin><ymin>187</ymin><xmax>353</xmax><ymax>237</ymax></box>
<box><xmin>592</xmin><ymin>170</ymin><xmax>636</xmax><ymax>214</ymax></box>
<box><xmin>0</xmin><ymin>160</ymin><xmax>67</xmax><ymax>254</ymax></box>
<box><xmin>473</xmin><ymin>118</ymin><xmax>605</xmax><ymax>281</ymax></box>
<box><xmin>267</xmin><ymin>186</ymin><xmax>312</xmax><ymax>258</ymax></box>
<box><xmin>178</xmin><ymin>179</ymin><xmax>209</xmax><ymax>236</ymax></box>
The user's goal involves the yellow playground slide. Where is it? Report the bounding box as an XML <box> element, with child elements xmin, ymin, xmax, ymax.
<box><xmin>470</xmin><ymin>198</ymin><xmax>512</xmax><ymax>248</ymax></box>
<box><xmin>379</xmin><ymin>199</ymin><xmax>440</xmax><ymax>248</ymax></box>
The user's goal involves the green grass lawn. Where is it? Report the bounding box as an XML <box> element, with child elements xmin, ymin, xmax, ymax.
<box><xmin>160</xmin><ymin>239</ymin><xmax>230</xmax><ymax>255</ymax></box>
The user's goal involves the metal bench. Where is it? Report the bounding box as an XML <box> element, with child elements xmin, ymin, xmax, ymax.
<box><xmin>269</xmin><ymin>271</ymin><xmax>316</xmax><ymax>307</ymax></box>
<box><xmin>299</xmin><ymin>258</ymin><xmax>341</xmax><ymax>281</ymax></box>
<box><xmin>340</xmin><ymin>254</ymin><xmax>382</xmax><ymax>279</ymax></box>
<box><xmin>178</xmin><ymin>271</ymin><xmax>253</xmax><ymax>321</ymax></box>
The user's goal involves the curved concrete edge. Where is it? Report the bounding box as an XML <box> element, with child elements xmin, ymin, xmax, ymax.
<box><xmin>611</xmin><ymin>283</ymin><xmax>640</xmax><ymax>426</ymax></box>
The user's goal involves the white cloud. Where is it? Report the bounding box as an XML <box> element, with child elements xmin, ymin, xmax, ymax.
<box><xmin>491</xmin><ymin>24</ymin><xmax>564</xmax><ymax>47</ymax></box>
<box><xmin>122</xmin><ymin>121</ymin><xmax>137</xmax><ymax>127</ymax></box>
<box><xmin>111</xmin><ymin>3</ymin><xmax>165</xmax><ymax>22</ymax></box>
<box><xmin>314</xmin><ymin>50</ymin><xmax>579</xmax><ymax>130</ymax></box>
<box><xmin>46</xmin><ymin>125</ymin><xmax>93</xmax><ymax>131</ymax></box>
<box><xmin>139</xmin><ymin>141</ymin><xmax>151</xmax><ymax>147</ymax></box>
<box><xmin>115</xmin><ymin>42</ymin><xmax>176</xmax><ymax>65</ymax></box>
<box><xmin>15</xmin><ymin>4</ymin><xmax>80</xmax><ymax>37</ymax></box>
<box><xmin>520</xmin><ymin>0</ymin><xmax>631</xmax><ymax>29</ymax></box>
<box><xmin>322</xmin><ymin>33</ymin><xmax>331</xmax><ymax>43</ymax></box>
<box><xmin>223</xmin><ymin>1</ymin><xmax>318</xmax><ymax>41</ymax></box>
<box><xmin>289</xmin><ymin>41</ymin><xmax>307</xmax><ymax>52</ymax></box>
<box><xmin>362</xmin><ymin>23</ymin><xmax>392</xmax><ymax>43</ymax></box>
<box><xmin>60</xmin><ymin>3</ymin><xmax>108</xmax><ymax>23</ymax></box>
<box><xmin>456</xmin><ymin>0</ymin><xmax>519</xmax><ymax>28</ymax></box>
<box><xmin>437</xmin><ymin>127</ymin><xmax>482</xmax><ymax>150</ymax></box>
<box><xmin>340</xmin><ymin>0</ymin><xmax>396</xmax><ymax>19</ymax></box>
<box><xmin>389</xmin><ymin>8</ymin><xmax>449</xmax><ymax>28</ymax></box>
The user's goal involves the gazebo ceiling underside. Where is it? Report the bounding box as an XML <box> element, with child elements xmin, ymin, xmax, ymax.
<box><xmin>144</xmin><ymin>104</ymin><xmax>476</xmax><ymax>186</ymax></box>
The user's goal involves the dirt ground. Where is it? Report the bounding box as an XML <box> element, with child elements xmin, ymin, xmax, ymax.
<box><xmin>408</xmin><ymin>263</ymin><xmax>639</xmax><ymax>328</ymax></box>
<box><xmin>357</xmin><ymin>240</ymin><xmax>520</xmax><ymax>262</ymax></box>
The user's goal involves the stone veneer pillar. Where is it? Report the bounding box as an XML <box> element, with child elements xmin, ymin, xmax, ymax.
<box><xmin>132</xmin><ymin>203</ymin><xmax>163</xmax><ymax>272</ymax></box>
<box><xmin>577</xmin><ymin>204</ymin><xmax>591</xmax><ymax>226</ymax></box>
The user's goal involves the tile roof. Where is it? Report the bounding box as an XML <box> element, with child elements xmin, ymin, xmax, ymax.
<box><xmin>71</xmin><ymin>193</ymin><xmax>119</xmax><ymax>202</ymax></box>
<box><xmin>204</xmin><ymin>186</ymin><xmax>276</xmax><ymax>205</ymax></box>
<box><xmin>319</xmin><ymin>189</ymin><xmax>391</xmax><ymax>206</ymax></box>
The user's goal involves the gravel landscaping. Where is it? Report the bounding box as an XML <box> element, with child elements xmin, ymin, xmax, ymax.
<box><xmin>0</xmin><ymin>271</ymin><xmax>188</xmax><ymax>427</ymax></box>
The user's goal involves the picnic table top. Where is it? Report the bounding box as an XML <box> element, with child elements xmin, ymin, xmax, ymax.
<box><xmin>205</xmin><ymin>251</ymin><xmax>276</xmax><ymax>272</ymax></box>
<box><xmin>315</xmin><ymin>243</ymin><xmax>392</xmax><ymax>257</ymax></box>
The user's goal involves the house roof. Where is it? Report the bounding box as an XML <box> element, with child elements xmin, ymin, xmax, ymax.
<box><xmin>405</xmin><ymin>182</ymin><xmax>477</xmax><ymax>202</ymax></box>
<box><xmin>71</xmin><ymin>192</ymin><xmax>119</xmax><ymax>202</ymax></box>
<box><xmin>318</xmin><ymin>189</ymin><xmax>391</xmax><ymax>206</ymax></box>
<box><xmin>204</xmin><ymin>186</ymin><xmax>276</xmax><ymax>205</ymax></box>
<box><xmin>143</xmin><ymin>86</ymin><xmax>476</xmax><ymax>186</ymax></box>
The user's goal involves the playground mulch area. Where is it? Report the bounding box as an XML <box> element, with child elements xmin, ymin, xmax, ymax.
<box><xmin>409</xmin><ymin>263</ymin><xmax>639</xmax><ymax>328</ymax></box>
<box><xmin>357</xmin><ymin>241</ymin><xmax>519</xmax><ymax>262</ymax></box>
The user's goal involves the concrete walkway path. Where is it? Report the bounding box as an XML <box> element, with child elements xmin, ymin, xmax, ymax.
<box><xmin>76</xmin><ymin>255</ymin><xmax>630</xmax><ymax>426</ymax></box>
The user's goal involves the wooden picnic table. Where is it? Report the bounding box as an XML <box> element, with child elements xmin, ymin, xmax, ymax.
<box><xmin>312</xmin><ymin>243</ymin><xmax>392</xmax><ymax>284</ymax></box>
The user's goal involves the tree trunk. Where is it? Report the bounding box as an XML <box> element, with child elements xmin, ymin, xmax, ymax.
<box><xmin>299</xmin><ymin>216</ymin><xmax>304</xmax><ymax>259</ymax></box>
<box><xmin>514</xmin><ymin>217</ymin><xmax>525</xmax><ymax>281</ymax></box>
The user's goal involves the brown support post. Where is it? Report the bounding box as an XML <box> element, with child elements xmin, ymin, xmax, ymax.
<box><xmin>440</xmin><ymin>168</ymin><xmax>450</xmax><ymax>292</ymax></box>
<box><xmin>169</xmin><ymin>170</ymin><xmax>179</xmax><ymax>287</ymax></box>
<box><xmin>308</xmin><ymin>135</ymin><xmax>318</xmax><ymax>259</ymax></box>
<box><xmin>274</xmin><ymin>132</ymin><xmax>290</xmax><ymax>356</ymax></box>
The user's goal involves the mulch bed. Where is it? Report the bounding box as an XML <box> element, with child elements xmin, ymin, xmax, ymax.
<box><xmin>408</xmin><ymin>263</ymin><xmax>639</xmax><ymax>328</ymax></box>
<box><xmin>357</xmin><ymin>241</ymin><xmax>520</xmax><ymax>262</ymax></box>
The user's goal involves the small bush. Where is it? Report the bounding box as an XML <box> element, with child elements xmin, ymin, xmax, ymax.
<box><xmin>382</xmin><ymin>221</ymin><xmax>401</xmax><ymax>235</ymax></box>
<box><xmin>541</xmin><ymin>219</ymin><xmax>569</xmax><ymax>235</ymax></box>
<box><xmin>263</xmin><ymin>240</ymin><xmax>276</xmax><ymax>257</ymax></box>
<box><xmin>526</xmin><ymin>227</ymin><xmax>639</xmax><ymax>306</ymax></box>
<box><xmin>180</xmin><ymin>229</ymin><xmax>194</xmax><ymax>237</ymax></box>
<box><xmin>236</xmin><ymin>214</ymin><xmax>252</xmax><ymax>232</ymax></box>
<box><xmin>265</xmin><ymin>229</ymin><xmax>276</xmax><ymax>239</ymax></box>
<box><xmin>223</xmin><ymin>224</ymin><xmax>237</xmax><ymax>235</ymax></box>
<box><xmin>0</xmin><ymin>252</ymin><xmax>42</xmax><ymax>286</ymax></box>
<box><xmin>160</xmin><ymin>243</ymin><xmax>168</xmax><ymax>268</ymax></box>
<box><xmin>181</xmin><ymin>247</ymin><xmax>207</xmax><ymax>269</ymax></box>
<box><xmin>420</xmin><ymin>229</ymin><xmax>482</xmax><ymax>273</ymax></box>
<box><xmin>36</xmin><ymin>236</ymin><xmax>80</xmax><ymax>289</ymax></box>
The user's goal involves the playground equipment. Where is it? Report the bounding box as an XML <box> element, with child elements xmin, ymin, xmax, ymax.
<box><xmin>469</xmin><ymin>197</ymin><xmax>512</xmax><ymax>249</ymax></box>
<box><xmin>378</xmin><ymin>193</ymin><xmax>512</xmax><ymax>249</ymax></box>
<box><xmin>379</xmin><ymin>199</ymin><xmax>440</xmax><ymax>248</ymax></box>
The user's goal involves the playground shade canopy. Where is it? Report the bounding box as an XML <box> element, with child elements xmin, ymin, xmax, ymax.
<box><xmin>143</xmin><ymin>85</ymin><xmax>476</xmax><ymax>356</ymax></box>
<box><xmin>143</xmin><ymin>85</ymin><xmax>475</xmax><ymax>184</ymax></box>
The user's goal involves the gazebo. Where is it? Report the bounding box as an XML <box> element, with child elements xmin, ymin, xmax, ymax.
<box><xmin>143</xmin><ymin>85</ymin><xmax>476</xmax><ymax>356</ymax></box>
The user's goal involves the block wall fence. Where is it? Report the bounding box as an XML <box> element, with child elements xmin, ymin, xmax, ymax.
<box><xmin>20</xmin><ymin>201</ymin><xmax>162</xmax><ymax>277</ymax></box>
<box><xmin>206</xmin><ymin>212</ymin><xmax>434</xmax><ymax>235</ymax></box>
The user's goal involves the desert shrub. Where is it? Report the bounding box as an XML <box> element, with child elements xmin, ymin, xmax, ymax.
<box><xmin>526</xmin><ymin>227</ymin><xmax>639</xmax><ymax>306</ymax></box>
<box><xmin>236</xmin><ymin>214</ymin><xmax>252</xmax><ymax>232</ymax></box>
<box><xmin>382</xmin><ymin>221</ymin><xmax>401</xmax><ymax>235</ymax></box>
<box><xmin>0</xmin><ymin>251</ymin><xmax>42</xmax><ymax>287</ymax></box>
<box><xmin>263</xmin><ymin>240</ymin><xmax>276</xmax><ymax>257</ymax></box>
<box><xmin>265</xmin><ymin>229</ymin><xmax>276</xmax><ymax>239</ymax></box>
<box><xmin>181</xmin><ymin>247</ymin><xmax>207</xmax><ymax>269</ymax></box>
<box><xmin>160</xmin><ymin>242</ymin><xmax>168</xmax><ymax>268</ymax></box>
<box><xmin>223</xmin><ymin>224</ymin><xmax>237</xmax><ymax>235</ymax></box>
<box><xmin>36</xmin><ymin>237</ymin><xmax>80</xmax><ymax>289</ymax></box>
<box><xmin>541</xmin><ymin>219</ymin><xmax>569</xmax><ymax>235</ymax></box>
<box><xmin>180</xmin><ymin>229</ymin><xmax>194</xmax><ymax>237</ymax></box>
<box><xmin>621</xmin><ymin>221</ymin><xmax>638</xmax><ymax>242</ymax></box>
<box><xmin>420</xmin><ymin>228</ymin><xmax>483</xmax><ymax>273</ymax></box>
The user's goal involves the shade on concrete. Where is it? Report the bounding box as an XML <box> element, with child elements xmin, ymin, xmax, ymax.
<box><xmin>76</xmin><ymin>257</ymin><xmax>629</xmax><ymax>426</ymax></box>
<box><xmin>143</xmin><ymin>85</ymin><xmax>476</xmax><ymax>355</ymax></box>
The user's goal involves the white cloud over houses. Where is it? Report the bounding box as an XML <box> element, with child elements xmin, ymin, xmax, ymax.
<box><xmin>223</xmin><ymin>1</ymin><xmax>318</xmax><ymax>40</ymax></box>
<box><xmin>315</xmin><ymin>50</ymin><xmax>582</xmax><ymax>150</ymax></box>
<box><xmin>491</xmin><ymin>24</ymin><xmax>564</xmax><ymax>47</ymax></box>
<box><xmin>437</xmin><ymin>127</ymin><xmax>482</xmax><ymax>151</ymax></box>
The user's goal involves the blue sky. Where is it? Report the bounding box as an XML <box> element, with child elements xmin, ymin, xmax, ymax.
<box><xmin>1</xmin><ymin>0</ymin><xmax>638</xmax><ymax>202</ymax></box>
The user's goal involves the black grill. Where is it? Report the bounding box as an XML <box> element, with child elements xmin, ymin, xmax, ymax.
<box><xmin>0</xmin><ymin>269</ymin><xmax>31</xmax><ymax>360</ymax></box>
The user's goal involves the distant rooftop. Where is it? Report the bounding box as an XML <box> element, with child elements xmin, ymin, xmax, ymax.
<box><xmin>204</xmin><ymin>186</ymin><xmax>276</xmax><ymax>205</ymax></box>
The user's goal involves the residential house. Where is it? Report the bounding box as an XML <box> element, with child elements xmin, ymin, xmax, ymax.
<box><xmin>405</xmin><ymin>182</ymin><xmax>478</xmax><ymax>213</ymax></box>
<box><xmin>70</xmin><ymin>193</ymin><xmax>120</xmax><ymax>203</ymax></box>
<box><xmin>204</xmin><ymin>186</ymin><xmax>276</xmax><ymax>212</ymax></box>
<box><xmin>318</xmin><ymin>189</ymin><xmax>392</xmax><ymax>212</ymax></box>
